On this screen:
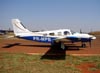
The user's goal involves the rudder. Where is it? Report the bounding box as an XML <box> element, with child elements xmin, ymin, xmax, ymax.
<box><xmin>12</xmin><ymin>19</ymin><xmax>32</xmax><ymax>36</ymax></box>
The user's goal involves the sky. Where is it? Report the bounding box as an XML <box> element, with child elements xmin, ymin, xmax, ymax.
<box><xmin>0</xmin><ymin>0</ymin><xmax>100</xmax><ymax>32</ymax></box>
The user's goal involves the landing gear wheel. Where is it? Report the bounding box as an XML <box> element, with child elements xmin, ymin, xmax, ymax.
<box><xmin>82</xmin><ymin>43</ymin><xmax>86</xmax><ymax>48</ymax></box>
<box><xmin>61</xmin><ymin>43</ymin><xmax>65</xmax><ymax>50</ymax></box>
<box><xmin>51</xmin><ymin>41</ymin><xmax>65</xmax><ymax>50</ymax></box>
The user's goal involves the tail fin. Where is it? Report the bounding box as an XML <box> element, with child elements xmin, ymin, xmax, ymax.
<box><xmin>12</xmin><ymin>19</ymin><xmax>32</xmax><ymax>36</ymax></box>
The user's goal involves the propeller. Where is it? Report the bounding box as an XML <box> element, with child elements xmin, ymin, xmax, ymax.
<box><xmin>89</xmin><ymin>37</ymin><xmax>92</xmax><ymax>47</ymax></box>
<box><xmin>89</xmin><ymin>40</ymin><xmax>91</xmax><ymax>47</ymax></box>
<box><xmin>89</xmin><ymin>35</ymin><xmax>96</xmax><ymax>47</ymax></box>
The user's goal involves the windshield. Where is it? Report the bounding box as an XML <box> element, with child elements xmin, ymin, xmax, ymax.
<box><xmin>71</xmin><ymin>30</ymin><xmax>76</xmax><ymax>34</ymax></box>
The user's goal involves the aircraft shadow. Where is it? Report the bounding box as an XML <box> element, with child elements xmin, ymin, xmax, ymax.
<box><xmin>20</xmin><ymin>44</ymin><xmax>51</xmax><ymax>48</ymax></box>
<box><xmin>2</xmin><ymin>43</ymin><xmax>51</xmax><ymax>48</ymax></box>
<box><xmin>2</xmin><ymin>42</ymin><xmax>82</xmax><ymax>50</ymax></box>
<box><xmin>2</xmin><ymin>43</ymin><xmax>21</xmax><ymax>48</ymax></box>
<box><xmin>40</xmin><ymin>43</ymin><xmax>82</xmax><ymax>60</ymax></box>
<box><xmin>41</xmin><ymin>44</ymin><xmax>66</xmax><ymax>60</ymax></box>
<box><xmin>2</xmin><ymin>42</ymin><xmax>82</xmax><ymax>60</ymax></box>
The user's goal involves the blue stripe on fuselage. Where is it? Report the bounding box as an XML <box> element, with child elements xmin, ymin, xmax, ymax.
<box><xmin>66</xmin><ymin>37</ymin><xmax>91</xmax><ymax>42</ymax></box>
<box><xmin>20</xmin><ymin>36</ymin><xmax>56</xmax><ymax>43</ymax></box>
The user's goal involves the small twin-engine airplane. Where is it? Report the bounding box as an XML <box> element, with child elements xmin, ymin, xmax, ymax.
<box><xmin>12</xmin><ymin>19</ymin><xmax>96</xmax><ymax>49</ymax></box>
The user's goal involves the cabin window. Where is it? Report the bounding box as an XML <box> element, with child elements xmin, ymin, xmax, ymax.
<box><xmin>43</xmin><ymin>34</ymin><xmax>47</xmax><ymax>36</ymax></box>
<box><xmin>49</xmin><ymin>33</ymin><xmax>55</xmax><ymax>36</ymax></box>
<box><xmin>58</xmin><ymin>32</ymin><xmax>62</xmax><ymax>36</ymax></box>
<box><xmin>64</xmin><ymin>31</ymin><xmax>69</xmax><ymax>35</ymax></box>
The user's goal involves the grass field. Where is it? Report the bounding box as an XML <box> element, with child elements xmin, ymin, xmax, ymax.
<box><xmin>0</xmin><ymin>53</ymin><xmax>100</xmax><ymax>73</ymax></box>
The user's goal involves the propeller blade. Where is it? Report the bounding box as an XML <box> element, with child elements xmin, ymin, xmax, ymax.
<box><xmin>89</xmin><ymin>40</ymin><xmax>91</xmax><ymax>47</ymax></box>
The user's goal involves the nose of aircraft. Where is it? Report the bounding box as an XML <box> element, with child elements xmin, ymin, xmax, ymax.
<box><xmin>90</xmin><ymin>35</ymin><xmax>96</xmax><ymax>40</ymax></box>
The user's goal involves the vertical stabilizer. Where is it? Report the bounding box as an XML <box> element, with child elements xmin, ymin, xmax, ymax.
<box><xmin>12</xmin><ymin>19</ymin><xmax>32</xmax><ymax>36</ymax></box>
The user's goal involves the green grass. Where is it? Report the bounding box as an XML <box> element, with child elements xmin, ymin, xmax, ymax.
<box><xmin>0</xmin><ymin>53</ymin><xmax>100</xmax><ymax>73</ymax></box>
<box><xmin>89</xmin><ymin>62</ymin><xmax>100</xmax><ymax>71</ymax></box>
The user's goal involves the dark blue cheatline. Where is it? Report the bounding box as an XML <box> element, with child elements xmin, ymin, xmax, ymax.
<box><xmin>66</xmin><ymin>36</ymin><xmax>91</xmax><ymax>42</ymax></box>
<box><xmin>20</xmin><ymin>36</ymin><xmax>56</xmax><ymax>43</ymax></box>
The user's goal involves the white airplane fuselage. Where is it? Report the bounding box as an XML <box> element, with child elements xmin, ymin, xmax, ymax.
<box><xmin>12</xmin><ymin>19</ymin><xmax>96</xmax><ymax>48</ymax></box>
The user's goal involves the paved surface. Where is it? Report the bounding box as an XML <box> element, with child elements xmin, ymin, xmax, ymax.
<box><xmin>0</xmin><ymin>36</ymin><xmax>100</xmax><ymax>56</ymax></box>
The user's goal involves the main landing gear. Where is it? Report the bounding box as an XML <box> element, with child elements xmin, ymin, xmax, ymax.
<box><xmin>61</xmin><ymin>43</ymin><xmax>65</xmax><ymax>50</ymax></box>
<box><xmin>81</xmin><ymin>42</ymin><xmax>86</xmax><ymax>48</ymax></box>
<box><xmin>51</xmin><ymin>41</ymin><xmax>65</xmax><ymax>50</ymax></box>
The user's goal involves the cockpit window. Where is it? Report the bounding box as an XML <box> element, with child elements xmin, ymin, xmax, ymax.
<box><xmin>43</xmin><ymin>33</ymin><xmax>47</xmax><ymax>36</ymax></box>
<box><xmin>64</xmin><ymin>31</ymin><xmax>69</xmax><ymax>35</ymax></box>
<box><xmin>58</xmin><ymin>32</ymin><xmax>62</xmax><ymax>36</ymax></box>
<box><xmin>71</xmin><ymin>30</ymin><xmax>75</xmax><ymax>34</ymax></box>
